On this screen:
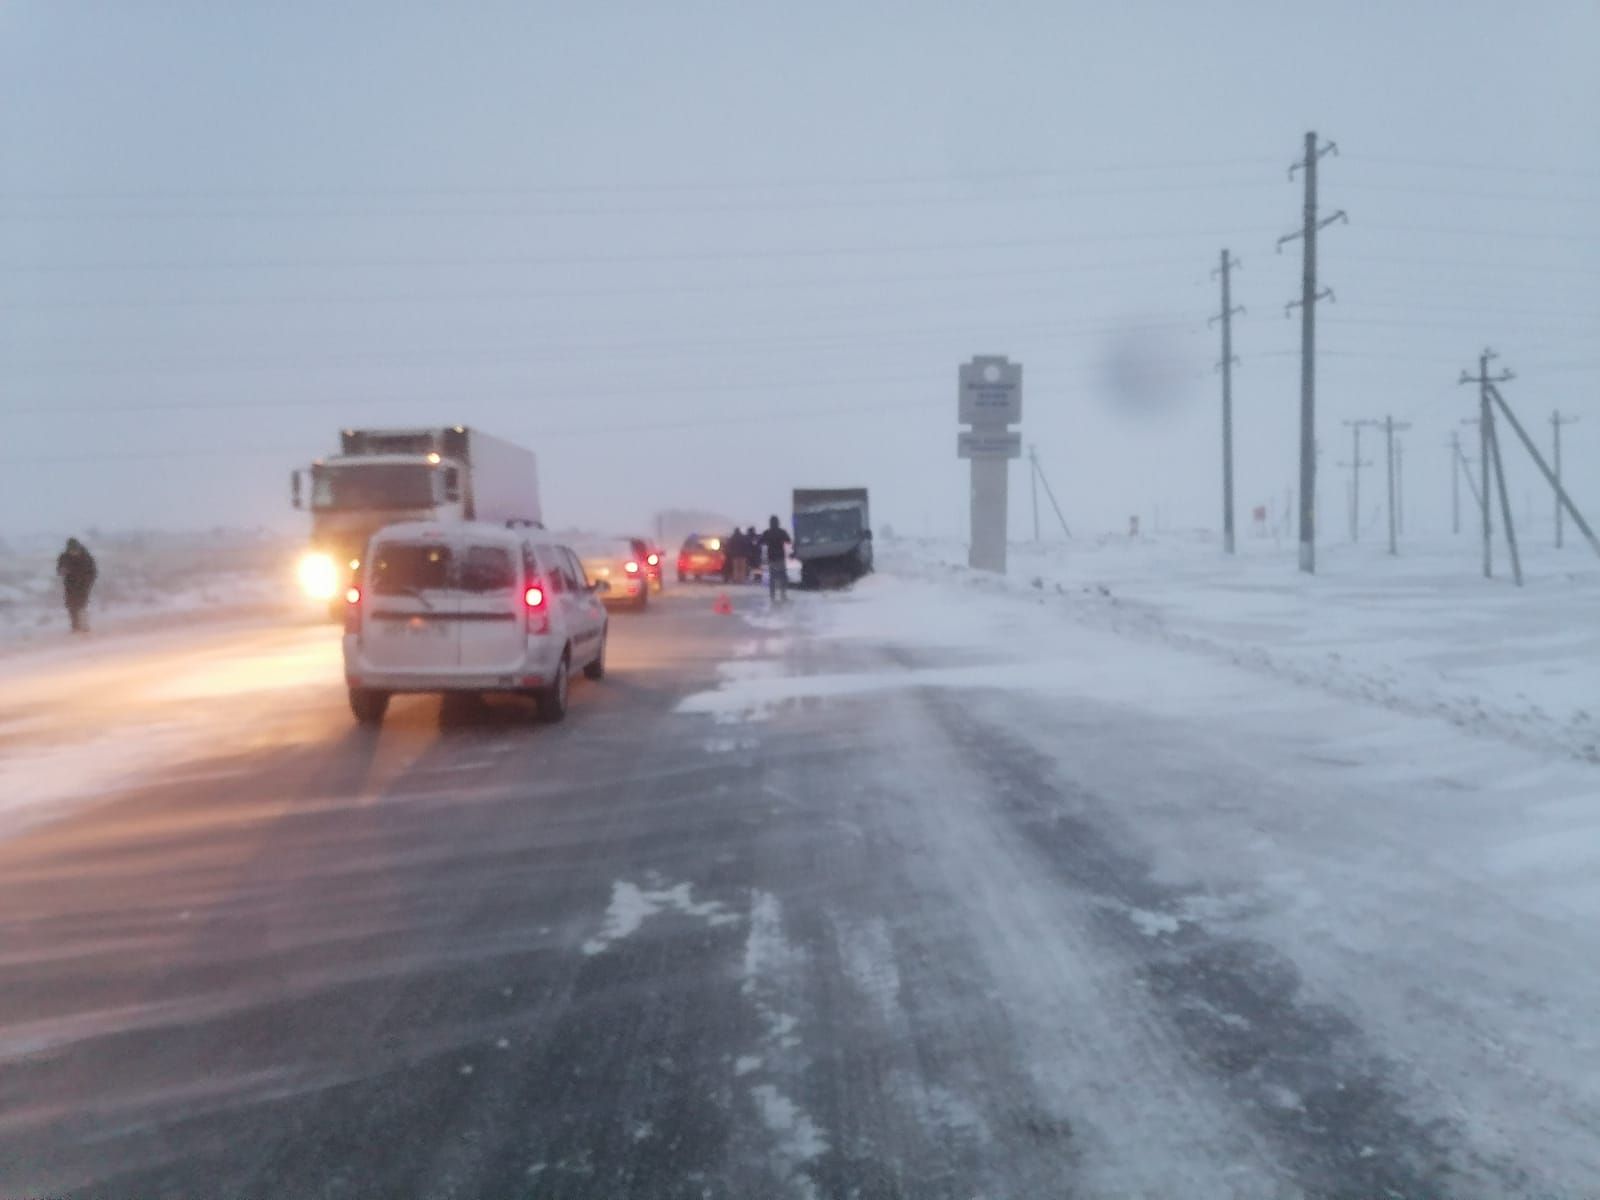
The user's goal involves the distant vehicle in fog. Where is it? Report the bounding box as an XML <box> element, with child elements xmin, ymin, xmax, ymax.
<box><xmin>341</xmin><ymin>521</ymin><xmax>605</xmax><ymax>725</ymax></box>
<box><xmin>676</xmin><ymin>534</ymin><xmax>725</xmax><ymax>582</ymax></box>
<box><xmin>577</xmin><ymin>538</ymin><xmax>651</xmax><ymax>611</ymax></box>
<box><xmin>628</xmin><ymin>537</ymin><xmax>666</xmax><ymax>593</ymax></box>
<box><xmin>793</xmin><ymin>488</ymin><xmax>873</xmax><ymax>588</ymax></box>
<box><xmin>291</xmin><ymin>427</ymin><xmax>540</xmax><ymax>611</ymax></box>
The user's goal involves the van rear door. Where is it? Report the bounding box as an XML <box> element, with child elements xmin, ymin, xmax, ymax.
<box><xmin>364</xmin><ymin>537</ymin><xmax>460</xmax><ymax>671</ymax></box>
<box><xmin>455</xmin><ymin>539</ymin><xmax>527</xmax><ymax>675</ymax></box>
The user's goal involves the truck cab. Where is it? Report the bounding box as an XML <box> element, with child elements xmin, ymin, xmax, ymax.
<box><xmin>291</xmin><ymin>426</ymin><xmax>539</xmax><ymax>611</ymax></box>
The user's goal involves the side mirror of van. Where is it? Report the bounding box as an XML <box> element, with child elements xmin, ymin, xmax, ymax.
<box><xmin>590</xmin><ymin>580</ymin><xmax>609</xmax><ymax>594</ymax></box>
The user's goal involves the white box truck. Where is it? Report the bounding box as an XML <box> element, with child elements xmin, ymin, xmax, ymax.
<box><xmin>291</xmin><ymin>426</ymin><xmax>541</xmax><ymax>607</ymax></box>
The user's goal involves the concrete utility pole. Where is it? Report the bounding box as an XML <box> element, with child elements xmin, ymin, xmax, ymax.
<box><xmin>1380</xmin><ymin>417</ymin><xmax>1413</xmax><ymax>555</ymax></box>
<box><xmin>1486</xmin><ymin>383</ymin><xmax>1600</xmax><ymax>560</ymax></box>
<box><xmin>1395</xmin><ymin>438</ymin><xmax>1405</xmax><ymax>535</ymax></box>
<box><xmin>1341</xmin><ymin>420</ymin><xmax>1376</xmax><ymax>541</ymax></box>
<box><xmin>1210</xmin><ymin>250</ymin><xmax>1244</xmax><ymax>554</ymax></box>
<box><xmin>1029</xmin><ymin>444</ymin><xmax>1040</xmax><ymax>542</ymax></box>
<box><xmin>1448</xmin><ymin>432</ymin><xmax>1463</xmax><ymax>534</ymax></box>
<box><xmin>1551</xmin><ymin>411</ymin><xmax>1580</xmax><ymax>548</ymax></box>
<box><xmin>1459</xmin><ymin>350</ymin><xmax>1514</xmax><ymax>579</ymax></box>
<box><xmin>1278</xmin><ymin>131</ymin><xmax>1346</xmax><ymax>575</ymax></box>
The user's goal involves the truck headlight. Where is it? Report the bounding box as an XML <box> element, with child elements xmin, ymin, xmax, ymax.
<box><xmin>297</xmin><ymin>551</ymin><xmax>340</xmax><ymax>601</ymax></box>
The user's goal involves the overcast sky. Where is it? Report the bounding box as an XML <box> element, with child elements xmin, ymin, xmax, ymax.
<box><xmin>2</xmin><ymin>1</ymin><xmax>1597</xmax><ymax>543</ymax></box>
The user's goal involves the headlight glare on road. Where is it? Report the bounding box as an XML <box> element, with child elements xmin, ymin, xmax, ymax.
<box><xmin>297</xmin><ymin>551</ymin><xmax>340</xmax><ymax>601</ymax></box>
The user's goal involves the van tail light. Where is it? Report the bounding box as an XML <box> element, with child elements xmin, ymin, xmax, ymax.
<box><xmin>344</xmin><ymin>586</ymin><xmax>361</xmax><ymax>634</ymax></box>
<box><xmin>624</xmin><ymin>560</ymin><xmax>640</xmax><ymax>574</ymax></box>
<box><xmin>524</xmin><ymin>582</ymin><xmax>550</xmax><ymax>633</ymax></box>
<box><xmin>646</xmin><ymin>553</ymin><xmax>659</xmax><ymax>566</ymax></box>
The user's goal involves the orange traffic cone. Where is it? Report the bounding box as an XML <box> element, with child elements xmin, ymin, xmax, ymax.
<box><xmin>713</xmin><ymin>593</ymin><xmax>734</xmax><ymax>615</ymax></box>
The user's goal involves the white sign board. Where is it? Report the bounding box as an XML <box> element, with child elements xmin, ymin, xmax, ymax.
<box><xmin>959</xmin><ymin>356</ymin><xmax>1023</xmax><ymax>426</ymax></box>
<box><xmin>957</xmin><ymin>429</ymin><xmax>1023</xmax><ymax>459</ymax></box>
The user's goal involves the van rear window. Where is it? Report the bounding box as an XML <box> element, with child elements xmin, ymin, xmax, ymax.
<box><xmin>372</xmin><ymin>543</ymin><xmax>451</xmax><ymax>594</ymax></box>
<box><xmin>459</xmin><ymin>545</ymin><xmax>515</xmax><ymax>593</ymax></box>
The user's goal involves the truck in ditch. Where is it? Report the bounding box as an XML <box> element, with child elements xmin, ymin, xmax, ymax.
<box><xmin>291</xmin><ymin>426</ymin><xmax>541</xmax><ymax>608</ymax></box>
<box><xmin>792</xmin><ymin>487</ymin><xmax>873</xmax><ymax>589</ymax></box>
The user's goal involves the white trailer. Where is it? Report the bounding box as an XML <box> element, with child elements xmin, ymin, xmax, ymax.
<box><xmin>291</xmin><ymin>426</ymin><xmax>541</xmax><ymax>606</ymax></box>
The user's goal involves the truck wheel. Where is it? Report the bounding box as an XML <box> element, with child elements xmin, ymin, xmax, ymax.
<box><xmin>349</xmin><ymin>688</ymin><xmax>389</xmax><ymax>725</ymax></box>
<box><xmin>539</xmin><ymin>655</ymin><xmax>570</xmax><ymax>723</ymax></box>
<box><xmin>584</xmin><ymin>632</ymin><xmax>607</xmax><ymax>680</ymax></box>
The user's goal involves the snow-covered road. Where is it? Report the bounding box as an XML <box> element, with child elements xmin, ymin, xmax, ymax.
<box><xmin>3</xmin><ymin>549</ymin><xmax>1597</xmax><ymax>1197</ymax></box>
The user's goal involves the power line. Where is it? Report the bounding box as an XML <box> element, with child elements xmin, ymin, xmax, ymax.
<box><xmin>0</xmin><ymin>156</ymin><xmax>1286</xmax><ymax>204</ymax></box>
<box><xmin>0</xmin><ymin>315</ymin><xmax>1203</xmax><ymax>381</ymax></box>
<box><xmin>1339</xmin><ymin>154</ymin><xmax>1600</xmax><ymax>181</ymax></box>
<box><xmin>0</xmin><ymin>176</ymin><xmax>1288</xmax><ymax>223</ymax></box>
<box><xmin>0</xmin><ymin>256</ymin><xmax>1216</xmax><ymax>313</ymax></box>
<box><xmin>0</xmin><ymin>225</ymin><xmax>1285</xmax><ymax>275</ymax></box>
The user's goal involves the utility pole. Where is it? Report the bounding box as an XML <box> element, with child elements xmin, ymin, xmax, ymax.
<box><xmin>1030</xmin><ymin>448</ymin><xmax>1072</xmax><ymax>540</ymax></box>
<box><xmin>1485</xmin><ymin>382</ymin><xmax>1600</xmax><ymax>560</ymax></box>
<box><xmin>1448</xmin><ymin>432</ymin><xmax>1464</xmax><ymax>535</ymax></box>
<box><xmin>1459</xmin><ymin>350</ymin><xmax>1513</xmax><ymax>579</ymax></box>
<box><xmin>1210</xmin><ymin>250</ymin><xmax>1244</xmax><ymax>554</ymax></box>
<box><xmin>1278</xmin><ymin>131</ymin><xmax>1346</xmax><ymax>575</ymax></box>
<box><xmin>1395</xmin><ymin>438</ymin><xmax>1405</xmax><ymax>535</ymax></box>
<box><xmin>1341</xmin><ymin>420</ymin><xmax>1376</xmax><ymax>541</ymax></box>
<box><xmin>1029</xmin><ymin>445</ymin><xmax>1043</xmax><ymax>541</ymax></box>
<box><xmin>1551</xmin><ymin>411</ymin><xmax>1580</xmax><ymax>548</ymax></box>
<box><xmin>1379</xmin><ymin>417</ymin><xmax>1412</xmax><ymax>555</ymax></box>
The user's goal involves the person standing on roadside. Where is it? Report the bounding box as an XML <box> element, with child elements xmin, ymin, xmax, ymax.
<box><xmin>744</xmin><ymin>526</ymin><xmax>761</xmax><ymax>584</ymax></box>
<box><xmin>759</xmin><ymin>515</ymin><xmax>791</xmax><ymax>602</ymax></box>
<box><xmin>725</xmin><ymin>527</ymin><xmax>748</xmax><ymax>584</ymax></box>
<box><xmin>56</xmin><ymin>537</ymin><xmax>98</xmax><ymax>633</ymax></box>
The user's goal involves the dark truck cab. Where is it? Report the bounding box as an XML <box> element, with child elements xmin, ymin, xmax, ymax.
<box><xmin>793</xmin><ymin>488</ymin><xmax>873</xmax><ymax>589</ymax></box>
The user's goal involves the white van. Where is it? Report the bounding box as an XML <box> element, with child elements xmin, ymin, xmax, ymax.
<box><xmin>341</xmin><ymin>521</ymin><xmax>608</xmax><ymax>725</ymax></box>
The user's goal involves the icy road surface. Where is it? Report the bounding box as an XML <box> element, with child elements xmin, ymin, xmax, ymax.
<box><xmin>1</xmin><ymin>560</ymin><xmax>1598</xmax><ymax>1198</ymax></box>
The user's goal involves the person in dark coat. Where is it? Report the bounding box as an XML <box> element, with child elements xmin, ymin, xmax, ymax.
<box><xmin>723</xmin><ymin>528</ymin><xmax>745</xmax><ymax>584</ymax></box>
<box><xmin>744</xmin><ymin>526</ymin><xmax>761</xmax><ymax>582</ymax></box>
<box><xmin>759</xmin><ymin>516</ymin><xmax>791</xmax><ymax>601</ymax></box>
<box><xmin>56</xmin><ymin>537</ymin><xmax>98</xmax><ymax>633</ymax></box>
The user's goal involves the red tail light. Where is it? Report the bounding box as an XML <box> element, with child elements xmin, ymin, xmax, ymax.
<box><xmin>624</xmin><ymin>560</ymin><xmax>640</xmax><ymax>574</ymax></box>
<box><xmin>646</xmin><ymin>553</ymin><xmax>659</xmax><ymax>566</ymax></box>
<box><xmin>524</xmin><ymin>584</ymin><xmax>546</xmax><ymax>609</ymax></box>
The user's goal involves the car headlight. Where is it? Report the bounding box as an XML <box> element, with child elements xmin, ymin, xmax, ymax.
<box><xmin>297</xmin><ymin>551</ymin><xmax>340</xmax><ymax>601</ymax></box>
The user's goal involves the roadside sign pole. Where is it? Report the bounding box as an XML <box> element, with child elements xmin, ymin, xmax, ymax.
<box><xmin>958</xmin><ymin>356</ymin><xmax>1023</xmax><ymax>573</ymax></box>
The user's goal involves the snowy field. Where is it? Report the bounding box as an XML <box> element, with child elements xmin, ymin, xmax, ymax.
<box><xmin>0</xmin><ymin>530</ymin><xmax>300</xmax><ymax>649</ymax></box>
<box><xmin>895</xmin><ymin>531</ymin><xmax>1600</xmax><ymax>765</ymax></box>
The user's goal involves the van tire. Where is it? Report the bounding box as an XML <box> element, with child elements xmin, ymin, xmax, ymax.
<box><xmin>584</xmin><ymin>632</ymin><xmax>606</xmax><ymax>680</ymax></box>
<box><xmin>350</xmin><ymin>688</ymin><xmax>389</xmax><ymax>725</ymax></box>
<box><xmin>539</xmin><ymin>655</ymin><xmax>570</xmax><ymax>722</ymax></box>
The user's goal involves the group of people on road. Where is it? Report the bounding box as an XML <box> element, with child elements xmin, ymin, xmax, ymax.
<box><xmin>721</xmin><ymin>516</ymin><xmax>792</xmax><ymax>601</ymax></box>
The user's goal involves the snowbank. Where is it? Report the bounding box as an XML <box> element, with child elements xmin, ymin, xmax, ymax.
<box><xmin>888</xmin><ymin>533</ymin><xmax>1600</xmax><ymax>763</ymax></box>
